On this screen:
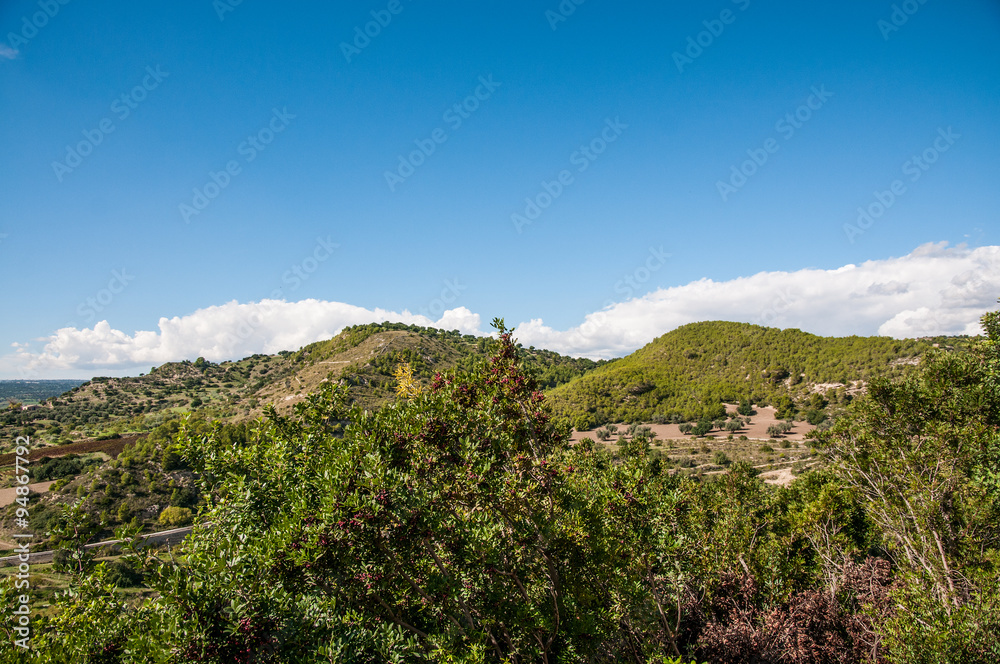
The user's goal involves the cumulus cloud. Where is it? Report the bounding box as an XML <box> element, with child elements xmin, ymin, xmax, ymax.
<box><xmin>0</xmin><ymin>43</ymin><xmax>19</xmax><ymax>60</ymax></box>
<box><xmin>2</xmin><ymin>301</ymin><xmax>483</xmax><ymax>378</ymax></box>
<box><xmin>3</xmin><ymin>242</ymin><xmax>998</xmax><ymax>378</ymax></box>
<box><xmin>515</xmin><ymin>242</ymin><xmax>1000</xmax><ymax>358</ymax></box>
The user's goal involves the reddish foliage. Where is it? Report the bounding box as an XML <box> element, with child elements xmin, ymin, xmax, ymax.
<box><xmin>0</xmin><ymin>434</ymin><xmax>143</xmax><ymax>466</ymax></box>
<box><xmin>686</xmin><ymin>559</ymin><xmax>895</xmax><ymax>664</ymax></box>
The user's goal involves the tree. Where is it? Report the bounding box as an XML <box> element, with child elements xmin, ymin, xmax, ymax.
<box><xmin>692</xmin><ymin>420</ymin><xmax>713</xmax><ymax>437</ymax></box>
<box><xmin>157</xmin><ymin>506</ymin><xmax>193</xmax><ymax>527</ymax></box>
<box><xmin>817</xmin><ymin>307</ymin><xmax>1000</xmax><ymax>657</ymax></box>
<box><xmin>145</xmin><ymin>318</ymin><xmax>690</xmax><ymax>661</ymax></box>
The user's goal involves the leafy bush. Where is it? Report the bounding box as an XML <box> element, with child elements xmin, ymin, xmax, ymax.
<box><xmin>157</xmin><ymin>506</ymin><xmax>193</xmax><ymax>527</ymax></box>
<box><xmin>9</xmin><ymin>310</ymin><xmax>999</xmax><ymax>663</ymax></box>
<box><xmin>692</xmin><ymin>420</ymin><xmax>713</xmax><ymax>437</ymax></box>
<box><xmin>104</xmin><ymin>559</ymin><xmax>144</xmax><ymax>588</ymax></box>
<box><xmin>33</xmin><ymin>454</ymin><xmax>100</xmax><ymax>482</ymax></box>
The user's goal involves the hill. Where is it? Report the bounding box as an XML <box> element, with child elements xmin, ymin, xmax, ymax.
<box><xmin>0</xmin><ymin>323</ymin><xmax>606</xmax><ymax>447</ymax></box>
<box><xmin>546</xmin><ymin>320</ymin><xmax>963</xmax><ymax>428</ymax></box>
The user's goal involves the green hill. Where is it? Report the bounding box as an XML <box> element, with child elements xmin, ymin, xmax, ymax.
<box><xmin>546</xmin><ymin>320</ymin><xmax>963</xmax><ymax>428</ymax></box>
<box><xmin>0</xmin><ymin>323</ymin><xmax>605</xmax><ymax>447</ymax></box>
<box><xmin>0</xmin><ymin>319</ymin><xmax>972</xmax><ymax>449</ymax></box>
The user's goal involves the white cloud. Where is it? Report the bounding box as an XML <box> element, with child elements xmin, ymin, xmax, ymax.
<box><xmin>515</xmin><ymin>242</ymin><xmax>1000</xmax><ymax>357</ymax></box>
<box><xmin>2</xmin><ymin>301</ymin><xmax>482</xmax><ymax>378</ymax></box>
<box><xmin>2</xmin><ymin>242</ymin><xmax>998</xmax><ymax>378</ymax></box>
<box><xmin>0</xmin><ymin>43</ymin><xmax>19</xmax><ymax>60</ymax></box>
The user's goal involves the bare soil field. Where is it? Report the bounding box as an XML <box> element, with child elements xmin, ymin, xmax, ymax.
<box><xmin>0</xmin><ymin>434</ymin><xmax>143</xmax><ymax>467</ymax></box>
<box><xmin>0</xmin><ymin>480</ymin><xmax>55</xmax><ymax>508</ymax></box>
<box><xmin>569</xmin><ymin>404</ymin><xmax>821</xmax><ymax>486</ymax></box>
<box><xmin>569</xmin><ymin>404</ymin><xmax>816</xmax><ymax>444</ymax></box>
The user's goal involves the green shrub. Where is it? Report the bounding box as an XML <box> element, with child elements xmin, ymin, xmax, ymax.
<box><xmin>104</xmin><ymin>559</ymin><xmax>144</xmax><ymax>588</ymax></box>
<box><xmin>157</xmin><ymin>506</ymin><xmax>193</xmax><ymax>527</ymax></box>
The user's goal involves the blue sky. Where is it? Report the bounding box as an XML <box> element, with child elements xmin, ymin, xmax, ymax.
<box><xmin>1</xmin><ymin>0</ymin><xmax>999</xmax><ymax>378</ymax></box>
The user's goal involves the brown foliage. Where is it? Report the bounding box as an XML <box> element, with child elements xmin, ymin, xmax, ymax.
<box><xmin>686</xmin><ymin>559</ymin><xmax>896</xmax><ymax>664</ymax></box>
<box><xmin>0</xmin><ymin>434</ymin><xmax>142</xmax><ymax>466</ymax></box>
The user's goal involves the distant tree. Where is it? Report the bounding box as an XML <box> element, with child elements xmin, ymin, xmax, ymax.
<box><xmin>573</xmin><ymin>413</ymin><xmax>595</xmax><ymax>431</ymax></box>
<box><xmin>157</xmin><ymin>506</ymin><xmax>193</xmax><ymax>528</ymax></box>
<box><xmin>679</xmin><ymin>423</ymin><xmax>694</xmax><ymax>435</ymax></box>
<box><xmin>693</xmin><ymin>420</ymin><xmax>713</xmax><ymax>437</ymax></box>
<box><xmin>817</xmin><ymin>306</ymin><xmax>1000</xmax><ymax>656</ymax></box>
<box><xmin>773</xmin><ymin>395</ymin><xmax>796</xmax><ymax>420</ymax></box>
<box><xmin>805</xmin><ymin>409</ymin><xmax>826</xmax><ymax>425</ymax></box>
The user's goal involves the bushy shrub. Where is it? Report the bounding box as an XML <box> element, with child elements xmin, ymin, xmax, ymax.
<box><xmin>104</xmin><ymin>559</ymin><xmax>144</xmax><ymax>588</ymax></box>
<box><xmin>157</xmin><ymin>506</ymin><xmax>193</xmax><ymax>527</ymax></box>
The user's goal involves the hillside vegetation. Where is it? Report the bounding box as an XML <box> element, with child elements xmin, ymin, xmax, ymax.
<box><xmin>4</xmin><ymin>313</ymin><xmax>997</xmax><ymax>663</ymax></box>
<box><xmin>0</xmin><ymin>323</ymin><xmax>605</xmax><ymax>449</ymax></box>
<box><xmin>547</xmin><ymin>321</ymin><xmax>964</xmax><ymax>428</ymax></box>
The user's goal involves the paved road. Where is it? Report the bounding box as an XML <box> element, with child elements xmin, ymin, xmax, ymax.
<box><xmin>0</xmin><ymin>526</ymin><xmax>193</xmax><ymax>567</ymax></box>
